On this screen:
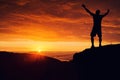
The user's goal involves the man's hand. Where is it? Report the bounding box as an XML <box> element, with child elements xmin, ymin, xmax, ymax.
<box><xmin>82</xmin><ymin>4</ymin><xmax>86</xmax><ymax>8</ymax></box>
<box><xmin>82</xmin><ymin>4</ymin><xmax>94</xmax><ymax>16</ymax></box>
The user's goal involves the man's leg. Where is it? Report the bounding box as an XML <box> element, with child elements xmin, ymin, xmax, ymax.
<box><xmin>98</xmin><ymin>31</ymin><xmax>102</xmax><ymax>47</ymax></box>
<box><xmin>90</xmin><ymin>31</ymin><xmax>95</xmax><ymax>48</ymax></box>
<box><xmin>91</xmin><ymin>36</ymin><xmax>94</xmax><ymax>48</ymax></box>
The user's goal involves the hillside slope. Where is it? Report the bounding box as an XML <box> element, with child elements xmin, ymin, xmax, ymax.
<box><xmin>0</xmin><ymin>52</ymin><xmax>78</xmax><ymax>80</ymax></box>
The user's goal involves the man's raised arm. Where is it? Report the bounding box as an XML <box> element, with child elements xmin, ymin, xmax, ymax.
<box><xmin>82</xmin><ymin>4</ymin><xmax>94</xmax><ymax>16</ymax></box>
<box><xmin>102</xmin><ymin>9</ymin><xmax>110</xmax><ymax>17</ymax></box>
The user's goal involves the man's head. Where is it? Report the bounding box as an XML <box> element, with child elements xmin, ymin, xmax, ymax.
<box><xmin>96</xmin><ymin>10</ymin><xmax>100</xmax><ymax>15</ymax></box>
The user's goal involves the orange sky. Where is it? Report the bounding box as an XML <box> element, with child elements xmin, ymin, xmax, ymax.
<box><xmin>0</xmin><ymin>0</ymin><xmax>120</xmax><ymax>52</ymax></box>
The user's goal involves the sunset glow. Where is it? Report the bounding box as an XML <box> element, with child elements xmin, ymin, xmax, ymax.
<box><xmin>0</xmin><ymin>0</ymin><xmax>120</xmax><ymax>52</ymax></box>
<box><xmin>37</xmin><ymin>49</ymin><xmax>42</xmax><ymax>53</ymax></box>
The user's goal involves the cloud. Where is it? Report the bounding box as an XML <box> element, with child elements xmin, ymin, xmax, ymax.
<box><xmin>1</xmin><ymin>0</ymin><xmax>119</xmax><ymax>19</ymax></box>
<box><xmin>0</xmin><ymin>0</ymin><xmax>120</xmax><ymax>43</ymax></box>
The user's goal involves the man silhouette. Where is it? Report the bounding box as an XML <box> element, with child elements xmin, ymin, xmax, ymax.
<box><xmin>82</xmin><ymin>4</ymin><xmax>110</xmax><ymax>47</ymax></box>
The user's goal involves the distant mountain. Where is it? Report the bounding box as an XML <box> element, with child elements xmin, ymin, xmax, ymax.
<box><xmin>0</xmin><ymin>51</ymin><xmax>78</xmax><ymax>80</ymax></box>
<box><xmin>0</xmin><ymin>44</ymin><xmax>120</xmax><ymax>80</ymax></box>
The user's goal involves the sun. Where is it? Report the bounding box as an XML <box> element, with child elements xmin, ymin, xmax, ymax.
<box><xmin>33</xmin><ymin>46</ymin><xmax>43</xmax><ymax>53</ymax></box>
<box><xmin>37</xmin><ymin>49</ymin><xmax>42</xmax><ymax>52</ymax></box>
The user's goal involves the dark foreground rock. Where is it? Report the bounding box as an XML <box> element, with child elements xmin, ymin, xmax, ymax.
<box><xmin>72</xmin><ymin>44</ymin><xmax>120</xmax><ymax>80</ymax></box>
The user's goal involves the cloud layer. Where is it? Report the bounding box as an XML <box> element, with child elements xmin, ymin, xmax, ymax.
<box><xmin>0</xmin><ymin>0</ymin><xmax>120</xmax><ymax>43</ymax></box>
